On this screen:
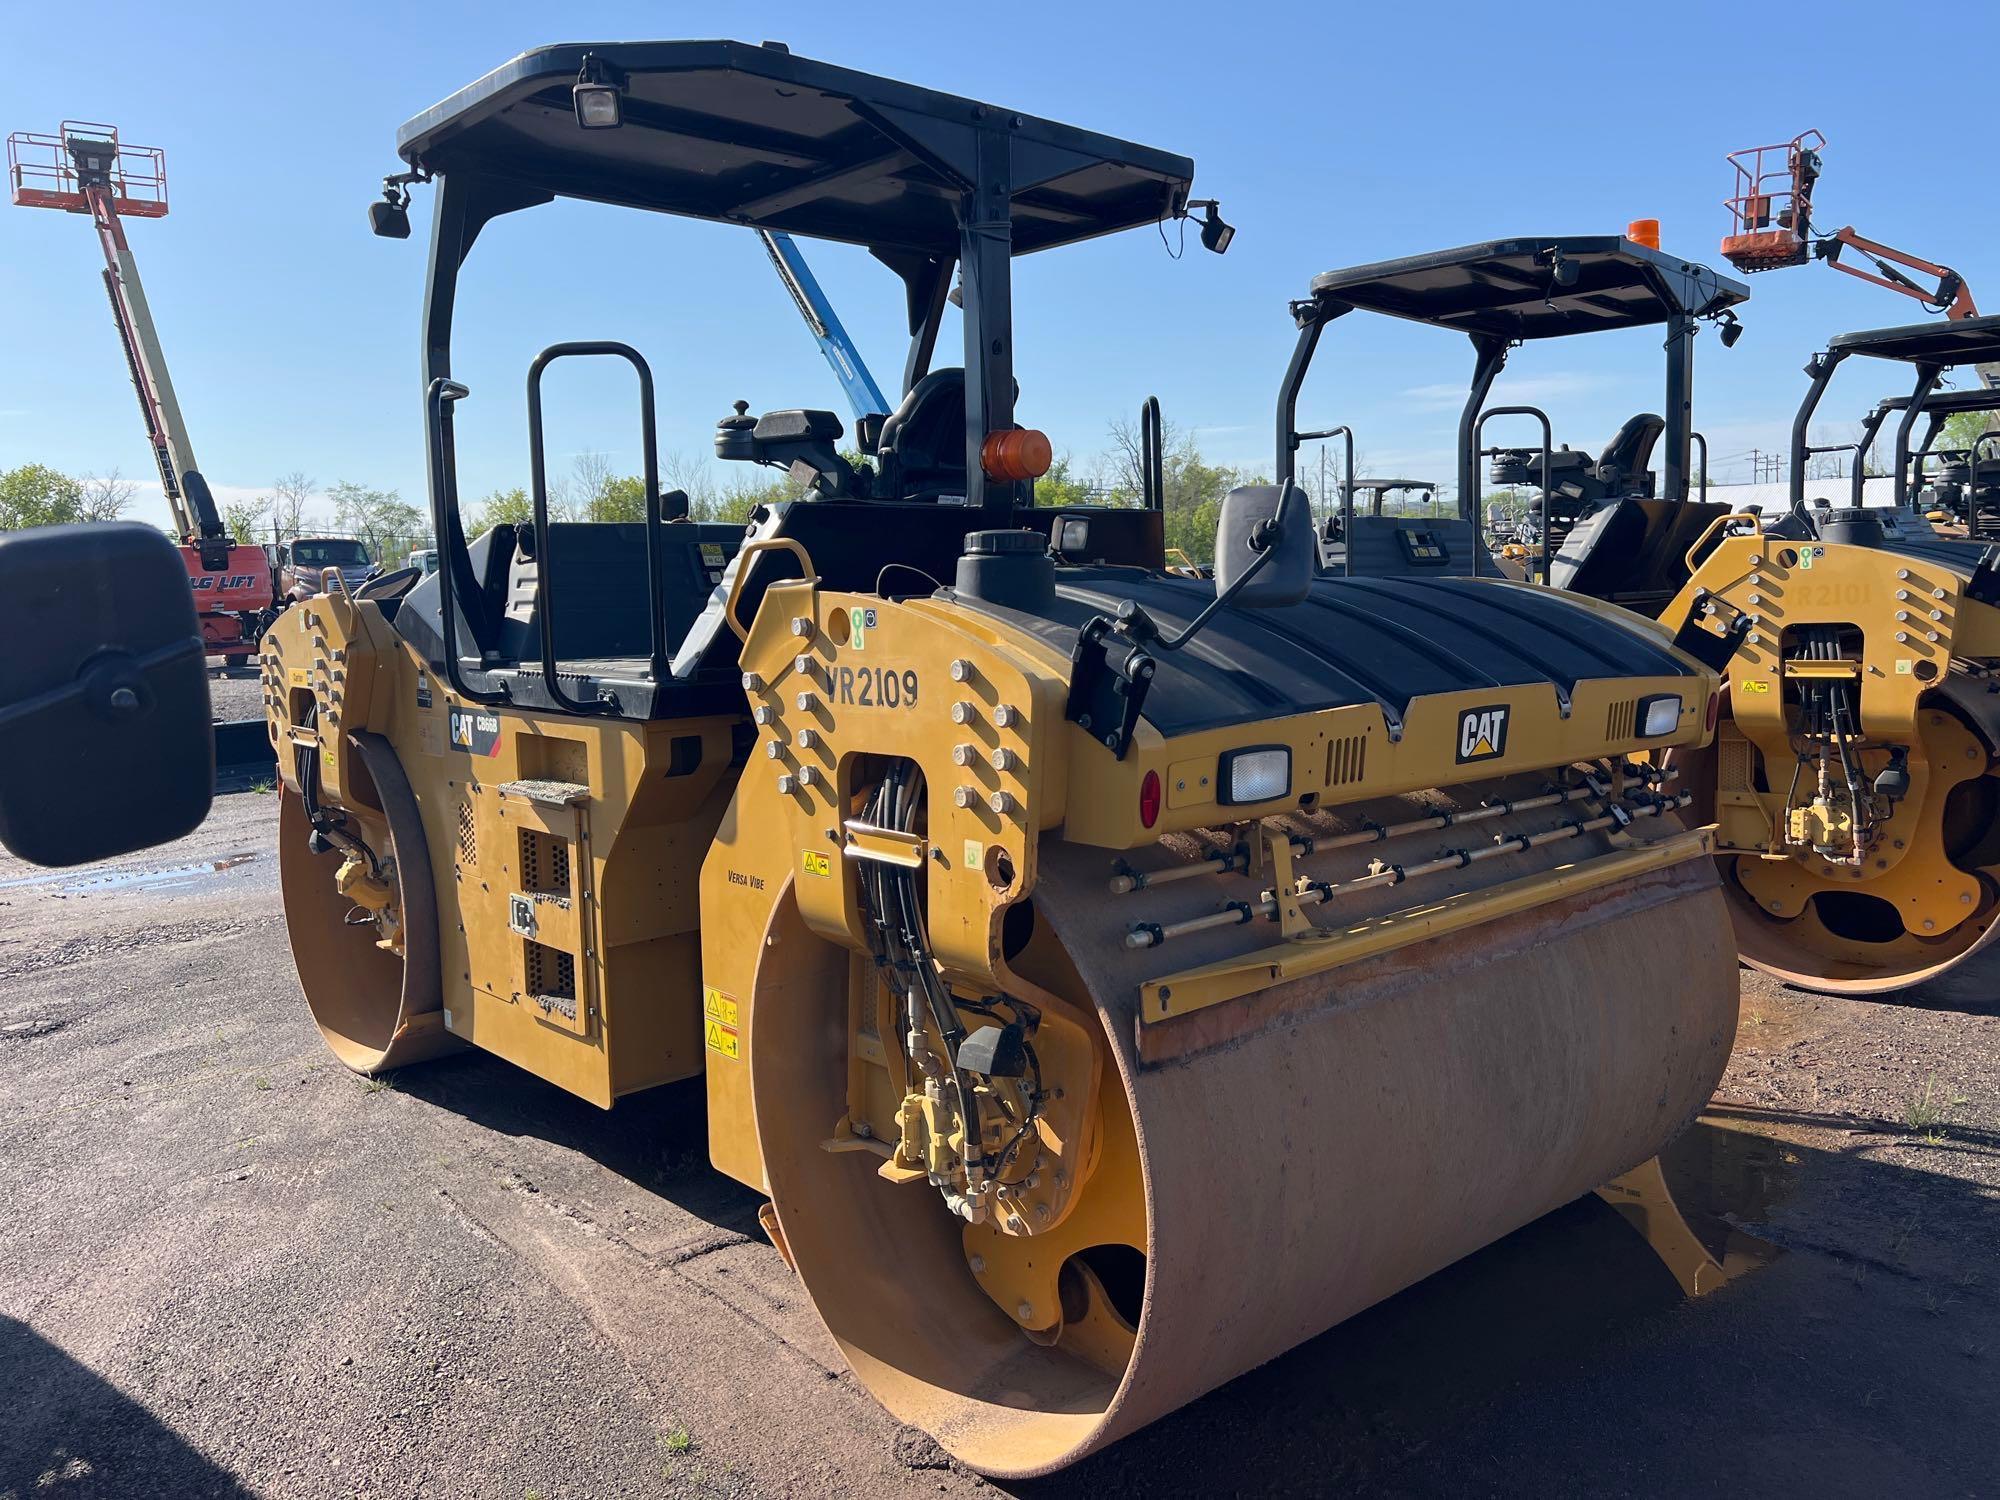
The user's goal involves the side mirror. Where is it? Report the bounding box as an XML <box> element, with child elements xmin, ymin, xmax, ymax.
<box><xmin>1213</xmin><ymin>483</ymin><xmax>1314</xmax><ymax>608</ymax></box>
<box><xmin>0</xmin><ymin>523</ymin><xmax>214</xmax><ymax>865</ymax></box>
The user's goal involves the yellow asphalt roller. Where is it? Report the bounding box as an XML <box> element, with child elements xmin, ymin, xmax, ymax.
<box><xmin>252</xmin><ymin>43</ymin><xmax>1740</xmax><ymax>1477</ymax></box>
<box><xmin>1300</xmin><ymin>236</ymin><xmax>2000</xmax><ymax>1003</ymax></box>
<box><xmin>1662</xmin><ymin>318</ymin><xmax>2000</xmax><ymax>999</ymax></box>
<box><xmin>699</xmin><ymin>546</ymin><xmax>1736</xmax><ymax>1475</ymax></box>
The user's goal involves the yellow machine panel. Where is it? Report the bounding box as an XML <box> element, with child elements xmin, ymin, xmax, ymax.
<box><xmin>1664</xmin><ymin>524</ymin><xmax>2000</xmax><ymax>994</ymax></box>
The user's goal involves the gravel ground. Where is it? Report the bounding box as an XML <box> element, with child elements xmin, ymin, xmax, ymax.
<box><xmin>1</xmin><ymin>793</ymin><xmax>1994</xmax><ymax>1498</ymax></box>
<box><xmin>207</xmin><ymin>667</ymin><xmax>266</xmax><ymax>724</ymax></box>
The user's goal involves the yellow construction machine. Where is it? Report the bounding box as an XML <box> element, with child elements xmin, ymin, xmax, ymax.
<box><xmin>1301</xmin><ymin>232</ymin><xmax>2000</xmax><ymax>1001</ymax></box>
<box><xmin>1666</xmin><ymin>319</ymin><xmax>2000</xmax><ymax>999</ymax></box>
<box><xmin>239</xmin><ymin>46</ymin><xmax>1748</xmax><ymax>1475</ymax></box>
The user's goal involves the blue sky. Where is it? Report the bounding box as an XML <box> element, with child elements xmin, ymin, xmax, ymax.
<box><xmin>4</xmin><ymin>0</ymin><xmax>1994</xmax><ymax>533</ymax></box>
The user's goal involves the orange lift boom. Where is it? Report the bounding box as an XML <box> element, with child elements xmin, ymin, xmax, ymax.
<box><xmin>8</xmin><ymin>122</ymin><xmax>275</xmax><ymax>658</ymax></box>
<box><xmin>1721</xmin><ymin>131</ymin><xmax>1995</xmax><ymax>388</ymax></box>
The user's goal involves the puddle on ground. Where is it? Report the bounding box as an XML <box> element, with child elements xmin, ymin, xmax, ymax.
<box><xmin>1655</xmin><ymin>1119</ymin><xmax>1801</xmax><ymax>1281</ymax></box>
<box><xmin>0</xmin><ymin>851</ymin><xmax>261</xmax><ymax>897</ymax></box>
<box><xmin>1666</xmin><ymin>1118</ymin><xmax>1803</xmax><ymax>1227</ymax></box>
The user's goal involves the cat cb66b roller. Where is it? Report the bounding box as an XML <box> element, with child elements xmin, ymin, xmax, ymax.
<box><xmin>252</xmin><ymin>43</ymin><xmax>1740</xmax><ymax>1476</ymax></box>
<box><xmin>1303</xmin><ymin>232</ymin><xmax>2000</xmax><ymax>1001</ymax></box>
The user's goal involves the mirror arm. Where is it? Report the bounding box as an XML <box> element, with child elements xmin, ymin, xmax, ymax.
<box><xmin>1060</xmin><ymin>481</ymin><xmax>1304</xmax><ymax>761</ymax></box>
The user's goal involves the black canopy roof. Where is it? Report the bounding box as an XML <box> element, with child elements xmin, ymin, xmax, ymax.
<box><xmin>1306</xmin><ymin>236</ymin><xmax>1749</xmax><ymax>340</ymax></box>
<box><xmin>1828</xmin><ymin>316</ymin><xmax>2000</xmax><ymax>367</ymax></box>
<box><xmin>1870</xmin><ymin>386</ymin><xmax>2000</xmax><ymax>416</ymax></box>
<box><xmin>395</xmin><ymin>40</ymin><xmax>1195</xmax><ymax>256</ymax></box>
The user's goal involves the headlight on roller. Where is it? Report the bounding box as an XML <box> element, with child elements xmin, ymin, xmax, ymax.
<box><xmin>1219</xmin><ymin>745</ymin><xmax>1291</xmax><ymax>805</ymax></box>
<box><xmin>1636</xmin><ymin>693</ymin><xmax>1683</xmax><ymax>738</ymax></box>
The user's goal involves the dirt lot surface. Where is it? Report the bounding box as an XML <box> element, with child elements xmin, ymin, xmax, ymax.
<box><xmin>207</xmin><ymin>667</ymin><xmax>266</xmax><ymax>724</ymax></box>
<box><xmin>2</xmin><ymin>792</ymin><xmax>1995</xmax><ymax>1499</ymax></box>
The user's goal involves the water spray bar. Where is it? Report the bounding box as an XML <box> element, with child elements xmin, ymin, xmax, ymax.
<box><xmin>1123</xmin><ymin>790</ymin><xmax>1693</xmax><ymax>950</ymax></box>
<box><xmin>1109</xmin><ymin>770</ymin><xmax>1677</xmax><ymax>895</ymax></box>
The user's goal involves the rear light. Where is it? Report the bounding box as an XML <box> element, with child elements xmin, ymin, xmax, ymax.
<box><xmin>1218</xmin><ymin>745</ymin><xmax>1291</xmax><ymax>805</ymax></box>
<box><xmin>1705</xmin><ymin>690</ymin><xmax>1720</xmax><ymax>732</ymax></box>
<box><xmin>1139</xmin><ymin>770</ymin><xmax>1162</xmax><ymax>829</ymax></box>
<box><xmin>1636</xmin><ymin>693</ymin><xmax>1684</xmax><ymax>738</ymax></box>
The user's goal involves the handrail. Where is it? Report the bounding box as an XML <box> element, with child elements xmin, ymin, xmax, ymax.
<box><xmin>525</xmin><ymin>341</ymin><xmax>666</xmax><ymax>717</ymax></box>
<box><xmin>1294</xmin><ymin>423</ymin><xmax>1355</xmax><ymax>571</ymax></box>
<box><xmin>1475</xmin><ymin>407</ymin><xmax>1554</xmax><ymax>583</ymax></box>
<box><xmin>424</xmin><ymin>376</ymin><xmax>508</xmax><ymax>708</ymax></box>
<box><xmin>1140</xmin><ymin>396</ymin><xmax>1165</xmax><ymax>511</ymax></box>
<box><xmin>725</xmin><ymin>537</ymin><xmax>820</xmax><ymax>643</ymax></box>
<box><xmin>1684</xmin><ymin>512</ymin><xmax>1761</xmax><ymax>575</ymax></box>
<box><xmin>1691</xmin><ymin>431</ymin><xmax>1710</xmax><ymax>503</ymax></box>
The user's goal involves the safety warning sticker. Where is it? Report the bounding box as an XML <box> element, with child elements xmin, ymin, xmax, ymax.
<box><xmin>703</xmin><ymin>987</ymin><xmax>740</xmax><ymax>1059</ymax></box>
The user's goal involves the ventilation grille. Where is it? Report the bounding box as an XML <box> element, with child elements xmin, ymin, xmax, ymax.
<box><xmin>1719</xmin><ymin>735</ymin><xmax>1756</xmax><ymax>793</ymax></box>
<box><xmin>1606</xmin><ymin>699</ymin><xmax>1636</xmax><ymax>742</ymax></box>
<box><xmin>1325</xmin><ymin>733</ymin><xmax>1368</xmax><ymax>787</ymax></box>
<box><xmin>518</xmin><ymin>828</ymin><xmax>571</xmax><ymax>896</ymax></box>
<box><xmin>524</xmin><ymin>940</ymin><xmax>576</xmax><ymax>1009</ymax></box>
<box><xmin>455</xmin><ymin>801</ymin><xmax>477</xmax><ymax>867</ymax></box>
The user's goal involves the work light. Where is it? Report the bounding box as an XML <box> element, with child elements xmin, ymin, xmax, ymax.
<box><xmin>1636</xmin><ymin>694</ymin><xmax>1683</xmax><ymax>738</ymax></box>
<box><xmin>1218</xmin><ymin>745</ymin><xmax>1290</xmax><ymax>805</ymax></box>
<box><xmin>1197</xmin><ymin>200</ymin><xmax>1235</xmax><ymax>255</ymax></box>
<box><xmin>573</xmin><ymin>55</ymin><xmax>625</xmax><ymax>129</ymax></box>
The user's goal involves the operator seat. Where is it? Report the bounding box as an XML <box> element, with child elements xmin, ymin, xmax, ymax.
<box><xmin>1545</xmin><ymin>414</ymin><xmax>1710</xmax><ymax>605</ymax></box>
<box><xmin>1596</xmin><ymin>413</ymin><xmax>1664</xmax><ymax>494</ymax></box>
<box><xmin>876</xmin><ymin>367</ymin><xmax>968</xmax><ymax>501</ymax></box>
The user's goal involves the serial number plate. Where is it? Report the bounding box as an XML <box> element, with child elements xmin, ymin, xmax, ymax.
<box><xmin>830</xmin><ymin>665</ymin><xmax>919</xmax><ymax>709</ymax></box>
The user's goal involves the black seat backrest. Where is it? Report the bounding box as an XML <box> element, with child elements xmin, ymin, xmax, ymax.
<box><xmin>1598</xmin><ymin>413</ymin><xmax>1664</xmax><ymax>491</ymax></box>
<box><xmin>1551</xmin><ymin>499</ymin><xmax>1731</xmax><ymax>605</ymax></box>
<box><xmin>876</xmin><ymin>368</ymin><xmax>968</xmax><ymax>501</ymax></box>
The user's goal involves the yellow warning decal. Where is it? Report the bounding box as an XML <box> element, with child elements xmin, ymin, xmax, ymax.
<box><xmin>800</xmin><ymin>849</ymin><xmax>832</xmax><ymax>878</ymax></box>
<box><xmin>704</xmin><ymin>1018</ymin><xmax>740</xmax><ymax>1059</ymax></box>
<box><xmin>1739</xmin><ymin>679</ymin><xmax>1771</xmax><ymax>694</ymax></box>
<box><xmin>289</xmin><ymin>667</ymin><xmax>310</xmax><ymax>688</ymax></box>
<box><xmin>704</xmin><ymin>988</ymin><xmax>741</xmax><ymax>1058</ymax></box>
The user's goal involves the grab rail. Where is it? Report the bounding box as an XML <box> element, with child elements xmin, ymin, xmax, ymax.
<box><xmin>1683</xmin><ymin>512</ymin><xmax>1762</xmax><ymax>575</ymax></box>
<box><xmin>725</xmin><ymin>537</ymin><xmax>820</xmax><ymax>643</ymax></box>
<box><xmin>1476</xmin><ymin>407</ymin><xmax>1553</xmax><ymax>583</ymax></box>
<box><xmin>525</xmin><ymin>341</ymin><xmax>667</xmax><ymax>716</ymax></box>
<box><xmin>424</xmin><ymin>376</ymin><xmax>508</xmax><ymax>707</ymax></box>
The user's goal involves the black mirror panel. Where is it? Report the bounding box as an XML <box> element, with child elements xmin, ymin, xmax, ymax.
<box><xmin>0</xmin><ymin>523</ymin><xmax>214</xmax><ymax>866</ymax></box>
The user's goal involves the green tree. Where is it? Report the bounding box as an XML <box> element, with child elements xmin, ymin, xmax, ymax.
<box><xmin>329</xmin><ymin>479</ymin><xmax>427</xmax><ymax>562</ymax></box>
<box><xmin>1031</xmin><ymin>454</ymin><xmax>1100</xmax><ymax>509</ymax></box>
<box><xmin>588</xmin><ymin>473</ymin><xmax>650</xmax><ymax>523</ymax></box>
<box><xmin>1938</xmin><ymin>410</ymin><xmax>1998</xmax><ymax>456</ymax></box>
<box><xmin>470</xmin><ymin>485</ymin><xmax>533</xmax><ymax>535</ymax></box>
<box><xmin>224</xmin><ymin>496</ymin><xmax>269</xmax><ymax>545</ymax></box>
<box><xmin>698</xmin><ymin>475</ymin><xmax>793</xmax><ymax>526</ymax></box>
<box><xmin>1102</xmin><ymin>416</ymin><xmax>1260</xmax><ymax>565</ymax></box>
<box><xmin>0</xmin><ymin>463</ymin><xmax>86</xmax><ymax>529</ymax></box>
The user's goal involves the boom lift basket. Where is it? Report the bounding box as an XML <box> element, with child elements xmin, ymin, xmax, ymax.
<box><xmin>7</xmin><ymin>123</ymin><xmax>168</xmax><ymax>217</ymax></box>
<box><xmin>1720</xmin><ymin>130</ymin><xmax>1822</xmax><ymax>272</ymax></box>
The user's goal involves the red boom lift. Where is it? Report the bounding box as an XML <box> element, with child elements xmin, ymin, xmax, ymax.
<box><xmin>8</xmin><ymin>123</ymin><xmax>275</xmax><ymax>662</ymax></box>
<box><xmin>1721</xmin><ymin>130</ymin><xmax>1998</xmax><ymax>392</ymax></box>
